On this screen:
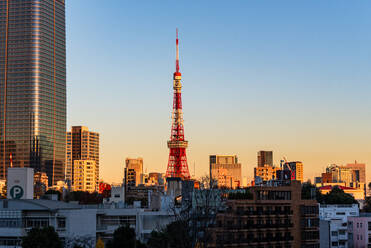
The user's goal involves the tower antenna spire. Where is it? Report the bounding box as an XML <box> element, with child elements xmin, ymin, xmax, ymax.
<box><xmin>176</xmin><ymin>28</ymin><xmax>179</xmax><ymax>73</ymax></box>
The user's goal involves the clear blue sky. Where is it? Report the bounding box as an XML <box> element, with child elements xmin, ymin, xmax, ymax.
<box><xmin>66</xmin><ymin>1</ymin><xmax>371</xmax><ymax>183</ymax></box>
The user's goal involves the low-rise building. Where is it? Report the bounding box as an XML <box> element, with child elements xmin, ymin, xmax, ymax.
<box><xmin>0</xmin><ymin>199</ymin><xmax>174</xmax><ymax>247</ymax></box>
<box><xmin>319</xmin><ymin>204</ymin><xmax>359</xmax><ymax>248</ymax></box>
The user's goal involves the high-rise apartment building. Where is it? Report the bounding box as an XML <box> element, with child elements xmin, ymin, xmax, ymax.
<box><xmin>0</xmin><ymin>0</ymin><xmax>66</xmax><ymax>186</ymax></box>
<box><xmin>284</xmin><ymin>161</ymin><xmax>304</xmax><ymax>182</ymax></box>
<box><xmin>257</xmin><ymin>150</ymin><xmax>273</xmax><ymax>167</ymax></box>
<box><xmin>73</xmin><ymin>160</ymin><xmax>97</xmax><ymax>193</ymax></box>
<box><xmin>66</xmin><ymin>126</ymin><xmax>99</xmax><ymax>189</ymax></box>
<box><xmin>210</xmin><ymin>155</ymin><xmax>242</xmax><ymax>188</ymax></box>
<box><xmin>125</xmin><ymin>158</ymin><xmax>143</xmax><ymax>186</ymax></box>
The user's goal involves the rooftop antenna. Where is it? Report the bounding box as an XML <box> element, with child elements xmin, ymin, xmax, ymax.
<box><xmin>176</xmin><ymin>28</ymin><xmax>179</xmax><ymax>73</ymax></box>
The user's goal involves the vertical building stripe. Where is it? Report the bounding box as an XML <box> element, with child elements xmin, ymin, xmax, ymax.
<box><xmin>52</xmin><ymin>0</ymin><xmax>57</xmax><ymax>185</ymax></box>
<box><xmin>2</xmin><ymin>0</ymin><xmax>9</xmax><ymax>179</ymax></box>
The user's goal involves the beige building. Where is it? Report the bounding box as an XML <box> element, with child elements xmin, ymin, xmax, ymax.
<box><xmin>125</xmin><ymin>158</ymin><xmax>144</xmax><ymax>186</ymax></box>
<box><xmin>254</xmin><ymin>165</ymin><xmax>279</xmax><ymax>181</ymax></box>
<box><xmin>66</xmin><ymin>126</ymin><xmax>99</xmax><ymax>190</ymax></box>
<box><xmin>73</xmin><ymin>160</ymin><xmax>97</xmax><ymax>193</ymax></box>
<box><xmin>210</xmin><ymin>155</ymin><xmax>242</xmax><ymax>189</ymax></box>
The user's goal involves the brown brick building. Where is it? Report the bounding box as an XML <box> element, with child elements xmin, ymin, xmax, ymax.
<box><xmin>208</xmin><ymin>181</ymin><xmax>319</xmax><ymax>248</ymax></box>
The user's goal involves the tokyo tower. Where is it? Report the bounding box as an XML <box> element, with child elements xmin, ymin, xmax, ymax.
<box><xmin>165</xmin><ymin>29</ymin><xmax>190</xmax><ymax>180</ymax></box>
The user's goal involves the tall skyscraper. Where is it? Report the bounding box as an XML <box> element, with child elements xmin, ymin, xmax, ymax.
<box><xmin>66</xmin><ymin>126</ymin><xmax>99</xmax><ymax>190</ymax></box>
<box><xmin>209</xmin><ymin>155</ymin><xmax>242</xmax><ymax>188</ymax></box>
<box><xmin>0</xmin><ymin>0</ymin><xmax>66</xmax><ymax>186</ymax></box>
<box><xmin>257</xmin><ymin>150</ymin><xmax>273</xmax><ymax>167</ymax></box>
<box><xmin>165</xmin><ymin>30</ymin><xmax>190</xmax><ymax>179</ymax></box>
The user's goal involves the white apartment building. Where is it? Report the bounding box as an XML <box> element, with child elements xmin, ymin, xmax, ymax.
<box><xmin>0</xmin><ymin>199</ymin><xmax>174</xmax><ymax>248</ymax></box>
<box><xmin>320</xmin><ymin>204</ymin><xmax>359</xmax><ymax>248</ymax></box>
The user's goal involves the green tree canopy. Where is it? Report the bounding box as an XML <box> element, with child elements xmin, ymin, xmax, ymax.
<box><xmin>21</xmin><ymin>226</ymin><xmax>62</xmax><ymax>248</ymax></box>
<box><xmin>321</xmin><ymin>186</ymin><xmax>358</xmax><ymax>205</ymax></box>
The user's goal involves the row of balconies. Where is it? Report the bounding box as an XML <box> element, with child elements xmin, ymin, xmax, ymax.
<box><xmin>216</xmin><ymin>236</ymin><xmax>294</xmax><ymax>244</ymax></box>
<box><xmin>234</xmin><ymin>210</ymin><xmax>293</xmax><ymax>216</ymax></box>
<box><xmin>221</xmin><ymin>223</ymin><xmax>294</xmax><ymax>229</ymax></box>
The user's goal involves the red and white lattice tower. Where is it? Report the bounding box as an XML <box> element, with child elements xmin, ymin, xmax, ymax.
<box><xmin>165</xmin><ymin>29</ymin><xmax>190</xmax><ymax>180</ymax></box>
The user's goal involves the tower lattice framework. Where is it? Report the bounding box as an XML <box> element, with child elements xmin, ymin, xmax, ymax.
<box><xmin>165</xmin><ymin>30</ymin><xmax>190</xmax><ymax>180</ymax></box>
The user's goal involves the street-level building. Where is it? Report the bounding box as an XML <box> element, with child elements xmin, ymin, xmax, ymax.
<box><xmin>0</xmin><ymin>199</ymin><xmax>174</xmax><ymax>247</ymax></box>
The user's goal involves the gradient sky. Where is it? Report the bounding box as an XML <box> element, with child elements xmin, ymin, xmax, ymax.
<box><xmin>66</xmin><ymin>1</ymin><xmax>371</xmax><ymax>184</ymax></box>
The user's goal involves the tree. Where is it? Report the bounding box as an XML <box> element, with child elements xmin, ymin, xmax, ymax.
<box><xmin>21</xmin><ymin>226</ymin><xmax>62</xmax><ymax>248</ymax></box>
<box><xmin>106</xmin><ymin>225</ymin><xmax>146</xmax><ymax>248</ymax></box>
<box><xmin>64</xmin><ymin>236</ymin><xmax>96</xmax><ymax>248</ymax></box>
<box><xmin>147</xmin><ymin>220</ymin><xmax>192</xmax><ymax>248</ymax></box>
<box><xmin>301</xmin><ymin>181</ymin><xmax>323</xmax><ymax>202</ymax></box>
<box><xmin>321</xmin><ymin>186</ymin><xmax>358</xmax><ymax>205</ymax></box>
<box><xmin>64</xmin><ymin>191</ymin><xmax>103</xmax><ymax>204</ymax></box>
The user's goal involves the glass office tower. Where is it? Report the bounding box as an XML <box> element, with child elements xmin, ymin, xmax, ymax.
<box><xmin>0</xmin><ymin>0</ymin><xmax>66</xmax><ymax>186</ymax></box>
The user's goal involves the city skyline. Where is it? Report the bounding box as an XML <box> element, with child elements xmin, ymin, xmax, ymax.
<box><xmin>66</xmin><ymin>1</ymin><xmax>371</xmax><ymax>183</ymax></box>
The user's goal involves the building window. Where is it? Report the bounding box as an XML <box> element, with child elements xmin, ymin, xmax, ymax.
<box><xmin>331</xmin><ymin>231</ymin><xmax>338</xmax><ymax>236</ymax></box>
<box><xmin>57</xmin><ymin>218</ymin><xmax>66</xmax><ymax>229</ymax></box>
